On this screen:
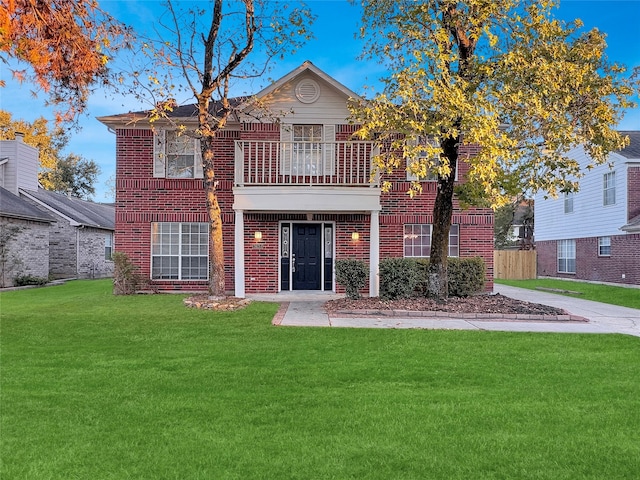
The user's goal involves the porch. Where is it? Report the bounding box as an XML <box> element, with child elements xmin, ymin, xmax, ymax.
<box><xmin>231</xmin><ymin>140</ymin><xmax>382</xmax><ymax>299</ymax></box>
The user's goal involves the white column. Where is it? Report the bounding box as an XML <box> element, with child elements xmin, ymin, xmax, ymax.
<box><xmin>369</xmin><ymin>210</ymin><xmax>380</xmax><ymax>297</ymax></box>
<box><xmin>234</xmin><ymin>209</ymin><xmax>245</xmax><ymax>298</ymax></box>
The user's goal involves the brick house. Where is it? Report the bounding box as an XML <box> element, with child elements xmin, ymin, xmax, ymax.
<box><xmin>535</xmin><ymin>131</ymin><xmax>640</xmax><ymax>286</ymax></box>
<box><xmin>0</xmin><ymin>135</ymin><xmax>115</xmax><ymax>286</ymax></box>
<box><xmin>98</xmin><ymin>61</ymin><xmax>494</xmax><ymax>297</ymax></box>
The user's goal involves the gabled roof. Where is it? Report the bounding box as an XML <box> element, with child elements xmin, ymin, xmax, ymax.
<box><xmin>20</xmin><ymin>189</ymin><xmax>114</xmax><ymax>230</ymax></box>
<box><xmin>97</xmin><ymin>61</ymin><xmax>361</xmax><ymax>128</ymax></box>
<box><xmin>0</xmin><ymin>187</ymin><xmax>55</xmax><ymax>223</ymax></box>
<box><xmin>618</xmin><ymin>131</ymin><xmax>640</xmax><ymax>160</ymax></box>
<box><xmin>250</xmin><ymin>60</ymin><xmax>361</xmax><ymax>103</ymax></box>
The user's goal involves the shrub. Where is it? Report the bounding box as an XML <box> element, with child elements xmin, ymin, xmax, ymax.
<box><xmin>379</xmin><ymin>258</ymin><xmax>419</xmax><ymax>300</ymax></box>
<box><xmin>447</xmin><ymin>257</ymin><xmax>486</xmax><ymax>297</ymax></box>
<box><xmin>335</xmin><ymin>259</ymin><xmax>368</xmax><ymax>299</ymax></box>
<box><xmin>112</xmin><ymin>251</ymin><xmax>143</xmax><ymax>295</ymax></box>
<box><xmin>13</xmin><ymin>274</ymin><xmax>49</xmax><ymax>287</ymax></box>
<box><xmin>415</xmin><ymin>257</ymin><xmax>486</xmax><ymax>297</ymax></box>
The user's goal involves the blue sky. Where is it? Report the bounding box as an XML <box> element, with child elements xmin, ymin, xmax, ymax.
<box><xmin>1</xmin><ymin>0</ymin><xmax>638</xmax><ymax>202</ymax></box>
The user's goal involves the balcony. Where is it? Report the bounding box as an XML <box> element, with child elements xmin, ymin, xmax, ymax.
<box><xmin>233</xmin><ymin>140</ymin><xmax>382</xmax><ymax>212</ymax></box>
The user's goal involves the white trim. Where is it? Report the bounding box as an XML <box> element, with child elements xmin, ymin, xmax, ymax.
<box><xmin>234</xmin><ymin>210</ymin><xmax>245</xmax><ymax>298</ymax></box>
<box><xmin>369</xmin><ymin>210</ymin><xmax>380</xmax><ymax>297</ymax></box>
<box><xmin>233</xmin><ymin>186</ymin><xmax>382</xmax><ymax>212</ymax></box>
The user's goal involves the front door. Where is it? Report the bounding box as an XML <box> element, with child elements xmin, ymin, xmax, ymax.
<box><xmin>292</xmin><ymin>223</ymin><xmax>321</xmax><ymax>290</ymax></box>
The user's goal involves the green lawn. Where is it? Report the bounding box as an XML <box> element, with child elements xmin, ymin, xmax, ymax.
<box><xmin>2</xmin><ymin>280</ymin><xmax>639</xmax><ymax>479</ymax></box>
<box><xmin>495</xmin><ymin>278</ymin><xmax>640</xmax><ymax>309</ymax></box>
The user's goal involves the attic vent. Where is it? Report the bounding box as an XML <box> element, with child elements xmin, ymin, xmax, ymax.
<box><xmin>295</xmin><ymin>78</ymin><xmax>320</xmax><ymax>104</ymax></box>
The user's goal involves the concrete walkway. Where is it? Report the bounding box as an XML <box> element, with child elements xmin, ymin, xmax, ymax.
<box><xmin>249</xmin><ymin>286</ymin><xmax>640</xmax><ymax>336</ymax></box>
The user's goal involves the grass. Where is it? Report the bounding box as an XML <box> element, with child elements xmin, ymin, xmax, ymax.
<box><xmin>495</xmin><ymin>278</ymin><xmax>640</xmax><ymax>309</ymax></box>
<box><xmin>2</xmin><ymin>280</ymin><xmax>640</xmax><ymax>479</ymax></box>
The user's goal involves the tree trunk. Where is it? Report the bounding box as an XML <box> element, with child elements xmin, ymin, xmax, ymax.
<box><xmin>202</xmin><ymin>138</ymin><xmax>225</xmax><ymax>297</ymax></box>
<box><xmin>427</xmin><ymin>136</ymin><xmax>458</xmax><ymax>300</ymax></box>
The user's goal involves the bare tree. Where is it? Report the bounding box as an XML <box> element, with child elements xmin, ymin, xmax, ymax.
<box><xmin>120</xmin><ymin>0</ymin><xmax>313</xmax><ymax>296</ymax></box>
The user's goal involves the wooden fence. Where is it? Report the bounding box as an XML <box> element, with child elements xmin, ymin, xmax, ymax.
<box><xmin>494</xmin><ymin>250</ymin><xmax>537</xmax><ymax>280</ymax></box>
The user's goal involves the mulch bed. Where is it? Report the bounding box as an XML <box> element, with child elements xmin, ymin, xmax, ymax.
<box><xmin>325</xmin><ymin>293</ymin><xmax>567</xmax><ymax>316</ymax></box>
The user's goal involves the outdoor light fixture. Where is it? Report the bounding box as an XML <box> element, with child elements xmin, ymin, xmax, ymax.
<box><xmin>351</xmin><ymin>232</ymin><xmax>359</xmax><ymax>241</ymax></box>
<box><xmin>254</xmin><ymin>231</ymin><xmax>262</xmax><ymax>240</ymax></box>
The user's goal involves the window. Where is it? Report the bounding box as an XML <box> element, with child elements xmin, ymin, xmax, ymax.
<box><xmin>598</xmin><ymin>236</ymin><xmax>611</xmax><ymax>257</ymax></box>
<box><xmin>105</xmin><ymin>233</ymin><xmax>113</xmax><ymax>260</ymax></box>
<box><xmin>151</xmin><ymin>223</ymin><xmax>208</xmax><ymax>280</ymax></box>
<box><xmin>557</xmin><ymin>239</ymin><xmax>576</xmax><ymax>274</ymax></box>
<box><xmin>153</xmin><ymin>130</ymin><xmax>203</xmax><ymax>179</ymax></box>
<box><xmin>564</xmin><ymin>193</ymin><xmax>573</xmax><ymax>214</ymax></box>
<box><xmin>403</xmin><ymin>224</ymin><xmax>459</xmax><ymax>257</ymax></box>
<box><xmin>406</xmin><ymin>137</ymin><xmax>457</xmax><ymax>182</ymax></box>
<box><xmin>603</xmin><ymin>171</ymin><xmax>616</xmax><ymax>206</ymax></box>
<box><xmin>280</xmin><ymin>124</ymin><xmax>335</xmax><ymax>175</ymax></box>
<box><xmin>292</xmin><ymin>125</ymin><xmax>322</xmax><ymax>175</ymax></box>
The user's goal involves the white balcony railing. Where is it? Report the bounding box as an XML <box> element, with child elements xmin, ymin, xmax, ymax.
<box><xmin>234</xmin><ymin>140</ymin><xmax>379</xmax><ymax>187</ymax></box>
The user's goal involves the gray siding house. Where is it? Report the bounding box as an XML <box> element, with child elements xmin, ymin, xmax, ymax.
<box><xmin>0</xmin><ymin>135</ymin><xmax>115</xmax><ymax>286</ymax></box>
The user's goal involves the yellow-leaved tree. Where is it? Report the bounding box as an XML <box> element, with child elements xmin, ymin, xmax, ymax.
<box><xmin>351</xmin><ymin>0</ymin><xmax>638</xmax><ymax>299</ymax></box>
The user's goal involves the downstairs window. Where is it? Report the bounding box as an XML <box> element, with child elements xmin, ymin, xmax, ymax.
<box><xmin>151</xmin><ymin>222</ymin><xmax>208</xmax><ymax>280</ymax></box>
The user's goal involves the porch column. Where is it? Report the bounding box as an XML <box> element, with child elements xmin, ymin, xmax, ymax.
<box><xmin>234</xmin><ymin>209</ymin><xmax>245</xmax><ymax>298</ymax></box>
<box><xmin>369</xmin><ymin>210</ymin><xmax>380</xmax><ymax>297</ymax></box>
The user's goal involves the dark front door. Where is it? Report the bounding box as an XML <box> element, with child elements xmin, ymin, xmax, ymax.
<box><xmin>292</xmin><ymin>223</ymin><xmax>321</xmax><ymax>290</ymax></box>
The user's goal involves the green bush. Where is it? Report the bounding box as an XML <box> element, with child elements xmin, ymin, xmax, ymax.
<box><xmin>415</xmin><ymin>257</ymin><xmax>486</xmax><ymax>297</ymax></box>
<box><xmin>379</xmin><ymin>258</ymin><xmax>419</xmax><ymax>300</ymax></box>
<box><xmin>112</xmin><ymin>251</ymin><xmax>144</xmax><ymax>295</ymax></box>
<box><xmin>13</xmin><ymin>274</ymin><xmax>49</xmax><ymax>287</ymax></box>
<box><xmin>335</xmin><ymin>259</ymin><xmax>368</xmax><ymax>299</ymax></box>
<box><xmin>447</xmin><ymin>257</ymin><xmax>486</xmax><ymax>296</ymax></box>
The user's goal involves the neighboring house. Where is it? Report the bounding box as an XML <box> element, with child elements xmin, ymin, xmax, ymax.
<box><xmin>510</xmin><ymin>200</ymin><xmax>534</xmax><ymax>250</ymax></box>
<box><xmin>0</xmin><ymin>135</ymin><xmax>115</xmax><ymax>286</ymax></box>
<box><xmin>535</xmin><ymin>131</ymin><xmax>640</xmax><ymax>286</ymax></box>
<box><xmin>1</xmin><ymin>135</ymin><xmax>55</xmax><ymax>286</ymax></box>
<box><xmin>0</xmin><ymin>187</ymin><xmax>55</xmax><ymax>287</ymax></box>
<box><xmin>98</xmin><ymin>61</ymin><xmax>494</xmax><ymax>297</ymax></box>
<box><xmin>20</xmin><ymin>189</ymin><xmax>115</xmax><ymax>280</ymax></box>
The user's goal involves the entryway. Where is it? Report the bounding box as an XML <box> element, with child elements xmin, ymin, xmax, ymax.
<box><xmin>280</xmin><ymin>222</ymin><xmax>333</xmax><ymax>291</ymax></box>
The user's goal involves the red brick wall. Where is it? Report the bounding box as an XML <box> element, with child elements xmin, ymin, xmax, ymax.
<box><xmin>537</xmin><ymin>234</ymin><xmax>640</xmax><ymax>286</ymax></box>
<box><xmin>628</xmin><ymin>166</ymin><xmax>640</xmax><ymax>221</ymax></box>
<box><xmin>115</xmin><ymin>128</ymin><xmax>237</xmax><ymax>292</ymax></box>
<box><xmin>114</xmin><ymin>124</ymin><xmax>494</xmax><ymax>294</ymax></box>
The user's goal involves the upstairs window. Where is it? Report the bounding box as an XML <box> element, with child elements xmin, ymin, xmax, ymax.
<box><xmin>564</xmin><ymin>193</ymin><xmax>574</xmax><ymax>214</ymax></box>
<box><xmin>603</xmin><ymin>171</ymin><xmax>616</xmax><ymax>206</ymax></box>
<box><xmin>406</xmin><ymin>137</ymin><xmax>457</xmax><ymax>182</ymax></box>
<box><xmin>280</xmin><ymin>124</ymin><xmax>335</xmax><ymax>175</ymax></box>
<box><xmin>153</xmin><ymin>130</ymin><xmax>203</xmax><ymax>179</ymax></box>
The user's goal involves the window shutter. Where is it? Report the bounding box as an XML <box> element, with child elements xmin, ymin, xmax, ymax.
<box><xmin>280</xmin><ymin>124</ymin><xmax>293</xmax><ymax>176</ymax></box>
<box><xmin>194</xmin><ymin>138</ymin><xmax>204</xmax><ymax>179</ymax></box>
<box><xmin>153</xmin><ymin>130</ymin><xmax>166</xmax><ymax>177</ymax></box>
<box><xmin>323</xmin><ymin>124</ymin><xmax>335</xmax><ymax>175</ymax></box>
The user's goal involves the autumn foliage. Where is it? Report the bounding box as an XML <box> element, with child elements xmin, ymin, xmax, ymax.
<box><xmin>0</xmin><ymin>0</ymin><xmax>127</xmax><ymax>122</ymax></box>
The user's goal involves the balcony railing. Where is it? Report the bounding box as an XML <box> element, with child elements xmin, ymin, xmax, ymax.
<box><xmin>234</xmin><ymin>140</ymin><xmax>379</xmax><ymax>187</ymax></box>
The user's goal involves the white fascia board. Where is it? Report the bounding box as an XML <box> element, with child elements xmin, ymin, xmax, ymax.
<box><xmin>232</xmin><ymin>186</ymin><xmax>381</xmax><ymax>212</ymax></box>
